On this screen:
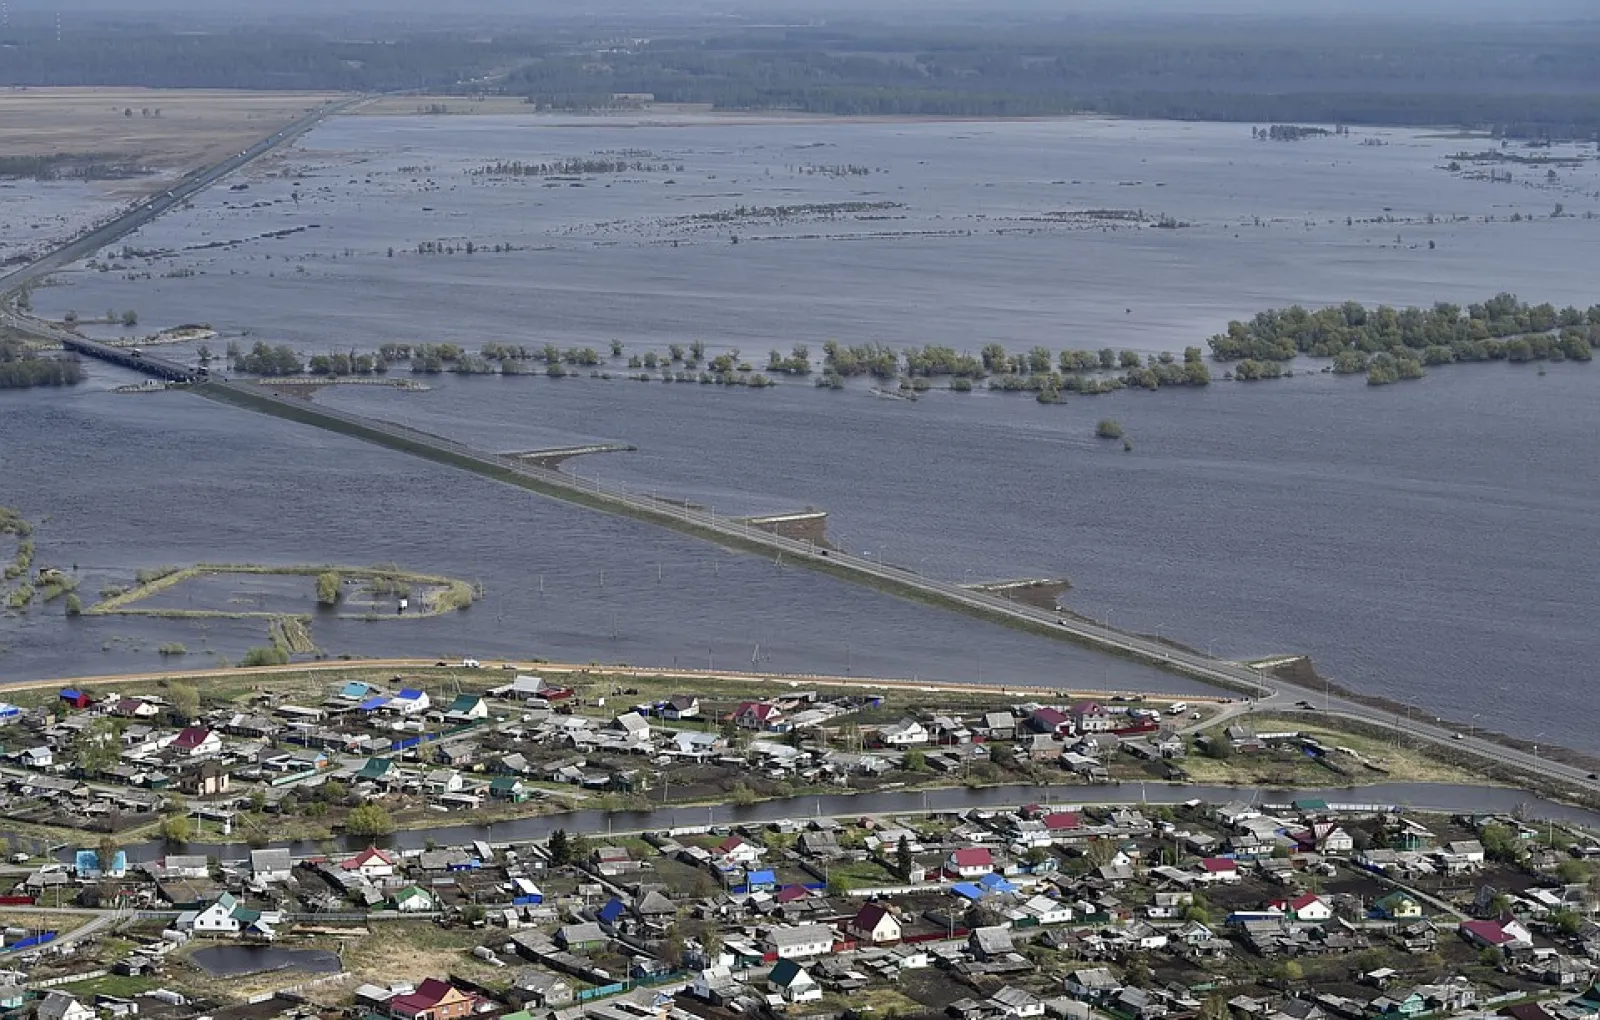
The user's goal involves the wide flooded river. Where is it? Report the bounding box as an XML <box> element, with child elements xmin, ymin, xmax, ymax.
<box><xmin>4</xmin><ymin>112</ymin><xmax>1598</xmax><ymax>749</ymax></box>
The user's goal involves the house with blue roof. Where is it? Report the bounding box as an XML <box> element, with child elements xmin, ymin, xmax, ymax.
<box><xmin>390</xmin><ymin>688</ymin><xmax>431</xmax><ymax>715</ymax></box>
<box><xmin>357</xmin><ymin>695</ymin><xmax>391</xmax><ymax>713</ymax></box>
<box><xmin>341</xmin><ymin>681</ymin><xmax>375</xmax><ymax>700</ymax></box>
<box><xmin>746</xmin><ymin>869</ymin><xmax>778</xmax><ymax>892</ymax></box>
<box><xmin>952</xmin><ymin>882</ymin><xmax>988</xmax><ymax>902</ymax></box>
<box><xmin>979</xmin><ymin>873</ymin><xmax>1017</xmax><ymax>895</ymax></box>
<box><xmin>597</xmin><ymin>897</ymin><xmax>627</xmax><ymax>928</ymax></box>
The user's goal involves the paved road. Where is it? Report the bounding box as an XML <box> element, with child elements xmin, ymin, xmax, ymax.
<box><xmin>0</xmin><ymin>94</ymin><xmax>366</xmax><ymax>336</ymax></box>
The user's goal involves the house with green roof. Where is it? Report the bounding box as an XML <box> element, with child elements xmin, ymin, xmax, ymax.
<box><xmin>356</xmin><ymin>758</ymin><xmax>396</xmax><ymax>783</ymax></box>
<box><xmin>490</xmin><ymin>776</ymin><xmax>530</xmax><ymax>803</ymax></box>
<box><xmin>445</xmin><ymin>694</ymin><xmax>488</xmax><ymax>722</ymax></box>
<box><xmin>393</xmin><ymin>885</ymin><xmax>434</xmax><ymax>912</ymax></box>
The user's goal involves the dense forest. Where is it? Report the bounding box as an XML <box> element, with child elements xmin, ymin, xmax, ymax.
<box><xmin>0</xmin><ymin>12</ymin><xmax>1598</xmax><ymax>138</ymax></box>
<box><xmin>0</xmin><ymin>340</ymin><xmax>84</xmax><ymax>389</ymax></box>
<box><xmin>503</xmin><ymin>20</ymin><xmax>1600</xmax><ymax>139</ymax></box>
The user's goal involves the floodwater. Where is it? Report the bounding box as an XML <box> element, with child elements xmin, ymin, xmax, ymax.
<box><xmin>190</xmin><ymin>944</ymin><xmax>341</xmax><ymax>977</ymax></box>
<box><xmin>5</xmin><ymin>113</ymin><xmax>1599</xmax><ymax>747</ymax></box>
<box><xmin>0</xmin><ymin>370</ymin><xmax>1196</xmax><ymax>695</ymax></box>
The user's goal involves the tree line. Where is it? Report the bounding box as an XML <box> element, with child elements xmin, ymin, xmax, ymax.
<box><xmin>0</xmin><ymin>340</ymin><xmax>84</xmax><ymax>389</ymax></box>
<box><xmin>1209</xmin><ymin>294</ymin><xmax>1598</xmax><ymax>387</ymax></box>
<box><xmin>1209</xmin><ymin>294</ymin><xmax>1600</xmax><ymax>362</ymax></box>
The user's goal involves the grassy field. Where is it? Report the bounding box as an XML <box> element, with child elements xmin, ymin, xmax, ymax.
<box><xmin>0</xmin><ymin>909</ymin><xmax>95</xmax><ymax>937</ymax></box>
<box><xmin>0</xmin><ymin>88</ymin><xmax>340</xmax><ymax>190</ymax></box>
<box><xmin>354</xmin><ymin>95</ymin><xmax>536</xmax><ymax>116</ymax></box>
<box><xmin>1181</xmin><ymin>715</ymin><xmax>1484</xmax><ymax>786</ymax></box>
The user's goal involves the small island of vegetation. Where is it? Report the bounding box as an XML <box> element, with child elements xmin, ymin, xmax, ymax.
<box><xmin>1208</xmin><ymin>292</ymin><xmax>1599</xmax><ymax>386</ymax></box>
<box><xmin>0</xmin><ymin>337</ymin><xmax>83</xmax><ymax>389</ymax></box>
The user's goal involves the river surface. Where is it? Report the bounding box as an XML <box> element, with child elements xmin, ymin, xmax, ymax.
<box><xmin>51</xmin><ymin>781</ymin><xmax>1600</xmax><ymax>866</ymax></box>
<box><xmin>4</xmin><ymin>113</ymin><xmax>1599</xmax><ymax>748</ymax></box>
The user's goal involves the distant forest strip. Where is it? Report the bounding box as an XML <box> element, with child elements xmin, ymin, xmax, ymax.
<box><xmin>1</xmin><ymin>15</ymin><xmax>1599</xmax><ymax>138</ymax></box>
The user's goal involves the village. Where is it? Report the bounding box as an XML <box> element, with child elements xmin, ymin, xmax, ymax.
<box><xmin>0</xmin><ymin>670</ymin><xmax>1597</xmax><ymax>1020</ymax></box>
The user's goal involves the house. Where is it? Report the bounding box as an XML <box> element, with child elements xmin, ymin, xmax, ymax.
<box><xmin>970</xmin><ymin>926</ymin><xmax>1015</xmax><ymax>961</ymax></box>
<box><xmin>356</xmin><ymin>757</ymin><xmax>397</xmax><ymax>784</ymax></box>
<box><xmin>991</xmin><ymin>987</ymin><xmax>1046</xmax><ymax>1019</ymax></box>
<box><xmin>1043</xmin><ymin>812</ymin><xmax>1082</xmax><ymax>835</ymax></box>
<box><xmin>611</xmin><ymin>711</ymin><xmax>652</xmax><ymax>742</ymax></box>
<box><xmin>1114</xmin><ymin>987</ymin><xmax>1169</xmax><ymax>1020</ymax></box>
<box><xmin>1316</xmin><ymin>825</ymin><xmax>1355</xmax><ymax>854</ymax></box>
<box><xmin>169</xmin><ymin>725</ymin><xmax>221</xmax><ymax>757</ymax></box>
<box><xmin>490</xmin><ymin>776</ymin><xmax>530</xmax><ymax>802</ymax></box>
<box><xmin>662</xmin><ymin>695</ymin><xmax>700</xmax><ymax>720</ymax></box>
<box><xmin>982</xmin><ymin>712</ymin><xmax>1017</xmax><ymax>739</ymax></box>
<box><xmin>1018</xmin><ymin>894</ymin><xmax>1074</xmax><ymax>926</ymax></box>
<box><xmin>512</xmin><ymin>971</ymin><xmax>574</xmax><ymax>1008</ymax></box>
<box><xmin>1373</xmin><ymin>893</ymin><xmax>1424</xmax><ymax>921</ymax></box>
<box><xmin>388</xmin><ymin>978</ymin><xmax>474</xmax><ymax>1020</ymax></box>
<box><xmin>734</xmin><ymin>701</ymin><xmax>786</xmax><ymax>731</ymax></box>
<box><xmin>634</xmin><ymin>889</ymin><xmax>676</xmax><ymax>921</ymax></box>
<box><xmin>444</xmin><ymin>694</ymin><xmax>488</xmax><ymax>722</ymax></box>
<box><xmin>1270</xmin><ymin>894</ymin><xmax>1333</xmax><ymax>922</ymax></box>
<box><xmin>557</xmin><ymin>922</ymin><xmax>608</xmax><ymax>951</ymax></box>
<box><xmin>188</xmin><ymin>892</ymin><xmax>245</xmax><ymax>934</ymax></box>
<box><xmin>1065</xmin><ymin>968</ymin><xmax>1121</xmax><ymax>1003</ymax></box>
<box><xmin>58</xmin><ymin>689</ymin><xmax>92</xmax><ymax>710</ymax></box>
<box><xmin>947</xmin><ymin>847</ymin><xmax>995</xmax><ymax>879</ymax></box>
<box><xmin>389</xmin><ymin>688</ymin><xmax>431</xmax><ymax>715</ymax></box>
<box><xmin>1199</xmin><ymin>858</ymin><xmax>1242</xmax><ymax>883</ymax></box>
<box><xmin>342</xmin><ymin>846</ymin><xmax>397</xmax><ymax>878</ymax></box>
<box><xmin>21</xmin><ymin>746</ymin><xmax>53</xmax><ymax>769</ymax></box>
<box><xmin>36</xmin><ymin>993</ymin><xmax>96</xmax><ymax>1020</ymax></box>
<box><xmin>718</xmin><ymin>836</ymin><xmax>764</xmax><ymax>866</ymax></box>
<box><xmin>765</xmin><ymin>924</ymin><xmax>834</xmax><ymax>960</ymax></box>
<box><xmin>158</xmin><ymin>854</ymin><xmax>210</xmax><ymax>879</ymax></box>
<box><xmin>768</xmin><ymin>959</ymin><xmax>823</xmax><ymax>1004</ymax></box>
<box><xmin>250</xmin><ymin>848</ymin><xmax>292</xmax><ymax>883</ymax></box>
<box><xmin>1071</xmin><ymin>701</ymin><xmax>1116</xmax><ymax>733</ymax></box>
<box><xmin>1460</xmin><ymin>916</ymin><xmax>1533</xmax><ymax>951</ymax></box>
<box><xmin>880</xmin><ymin>719</ymin><xmax>930</xmax><ymax>747</ymax></box>
<box><xmin>1371</xmin><ymin>991</ymin><xmax>1426</xmax><ymax>1017</ymax></box>
<box><xmin>393</xmin><ymin>886</ymin><xmax>434</xmax><ymax>912</ymax></box>
<box><xmin>851</xmin><ymin>902</ymin><xmax>903</xmax><ymax>944</ymax></box>
<box><xmin>1029</xmin><ymin>707</ymin><xmax>1072</xmax><ymax>736</ymax></box>
<box><xmin>108</xmin><ymin>697</ymin><xmax>159</xmax><ymax>719</ymax></box>
<box><xmin>181</xmin><ymin>761</ymin><xmax>230</xmax><ymax>796</ymax></box>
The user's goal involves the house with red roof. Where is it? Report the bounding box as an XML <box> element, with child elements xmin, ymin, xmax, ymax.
<box><xmin>388</xmin><ymin>979</ymin><xmax>474</xmax><ymax>1020</ymax></box>
<box><xmin>1028</xmin><ymin>707</ymin><xmax>1071</xmax><ymax>736</ymax></box>
<box><xmin>342</xmin><ymin>846</ymin><xmax>397</xmax><ymax>878</ymax></box>
<box><xmin>733</xmin><ymin>701</ymin><xmax>787</xmax><ymax>732</ymax></box>
<box><xmin>1043</xmin><ymin>811</ymin><xmax>1081</xmax><ymax>833</ymax></box>
<box><xmin>1196</xmin><ymin>858</ymin><xmax>1241</xmax><ymax>883</ymax></box>
<box><xmin>1071</xmin><ymin>701</ymin><xmax>1116</xmax><ymax>733</ymax></box>
<box><xmin>946</xmin><ymin>847</ymin><xmax>996</xmax><ymax>879</ymax></box>
<box><xmin>717</xmin><ymin>836</ymin><xmax>763</xmax><ymax>866</ymax></box>
<box><xmin>1267</xmin><ymin>893</ymin><xmax>1332</xmax><ymax>922</ymax></box>
<box><xmin>850</xmin><ymin>902</ymin><xmax>903</xmax><ymax>944</ymax></box>
<box><xmin>167</xmin><ymin>726</ymin><xmax>221</xmax><ymax>757</ymax></box>
<box><xmin>1460</xmin><ymin>916</ymin><xmax>1533</xmax><ymax>952</ymax></box>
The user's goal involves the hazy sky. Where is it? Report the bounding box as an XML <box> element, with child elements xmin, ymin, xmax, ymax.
<box><xmin>14</xmin><ymin>0</ymin><xmax>1596</xmax><ymax>18</ymax></box>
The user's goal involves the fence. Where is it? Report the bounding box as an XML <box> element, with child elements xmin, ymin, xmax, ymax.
<box><xmin>29</xmin><ymin>968</ymin><xmax>106</xmax><ymax>989</ymax></box>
